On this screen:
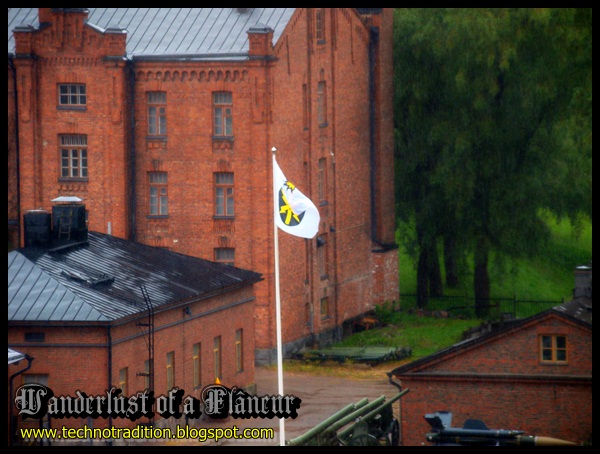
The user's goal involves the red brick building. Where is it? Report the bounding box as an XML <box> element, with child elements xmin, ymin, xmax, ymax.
<box><xmin>8</xmin><ymin>231</ymin><xmax>262</xmax><ymax>444</ymax></box>
<box><xmin>8</xmin><ymin>8</ymin><xmax>399</xmax><ymax>364</ymax></box>
<box><xmin>389</xmin><ymin>283</ymin><xmax>593</xmax><ymax>446</ymax></box>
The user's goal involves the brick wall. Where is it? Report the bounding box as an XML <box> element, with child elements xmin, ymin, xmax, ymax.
<box><xmin>12</xmin><ymin>8</ymin><xmax>130</xmax><ymax>240</ymax></box>
<box><xmin>8</xmin><ymin>8</ymin><xmax>399</xmax><ymax>362</ymax></box>
<box><xmin>395</xmin><ymin>314</ymin><xmax>592</xmax><ymax>446</ymax></box>
<box><xmin>8</xmin><ymin>285</ymin><xmax>256</xmax><ymax>434</ymax></box>
<box><xmin>399</xmin><ymin>377</ymin><xmax>592</xmax><ymax>446</ymax></box>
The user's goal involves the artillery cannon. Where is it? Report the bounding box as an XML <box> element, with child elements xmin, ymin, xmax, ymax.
<box><xmin>424</xmin><ymin>411</ymin><xmax>578</xmax><ymax>446</ymax></box>
<box><xmin>287</xmin><ymin>389</ymin><xmax>409</xmax><ymax>446</ymax></box>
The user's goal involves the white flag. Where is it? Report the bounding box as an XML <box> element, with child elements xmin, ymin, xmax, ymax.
<box><xmin>273</xmin><ymin>155</ymin><xmax>320</xmax><ymax>239</ymax></box>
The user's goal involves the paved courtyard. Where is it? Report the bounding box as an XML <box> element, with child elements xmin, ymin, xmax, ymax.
<box><xmin>159</xmin><ymin>364</ymin><xmax>406</xmax><ymax>447</ymax></box>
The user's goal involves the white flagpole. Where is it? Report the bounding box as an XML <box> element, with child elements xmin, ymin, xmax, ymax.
<box><xmin>272</xmin><ymin>147</ymin><xmax>286</xmax><ymax>446</ymax></box>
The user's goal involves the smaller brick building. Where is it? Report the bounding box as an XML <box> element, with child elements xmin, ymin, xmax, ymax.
<box><xmin>8</xmin><ymin>226</ymin><xmax>262</xmax><ymax>445</ymax></box>
<box><xmin>389</xmin><ymin>280</ymin><xmax>592</xmax><ymax>446</ymax></box>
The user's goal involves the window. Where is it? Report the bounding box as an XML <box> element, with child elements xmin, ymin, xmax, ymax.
<box><xmin>320</xmin><ymin>296</ymin><xmax>330</xmax><ymax>320</ymax></box>
<box><xmin>24</xmin><ymin>332</ymin><xmax>45</xmax><ymax>342</ymax></box>
<box><xmin>318</xmin><ymin>235</ymin><xmax>328</xmax><ymax>279</ymax></box>
<box><xmin>166</xmin><ymin>351</ymin><xmax>175</xmax><ymax>392</ymax></box>
<box><xmin>119</xmin><ymin>367</ymin><xmax>128</xmax><ymax>396</ymax></box>
<box><xmin>213</xmin><ymin>92</ymin><xmax>233</xmax><ymax>137</ymax></box>
<box><xmin>149</xmin><ymin>172</ymin><xmax>168</xmax><ymax>216</ymax></box>
<box><xmin>215</xmin><ymin>173</ymin><xmax>234</xmax><ymax>217</ymax></box>
<box><xmin>215</xmin><ymin>248</ymin><xmax>235</xmax><ymax>266</ymax></box>
<box><xmin>303</xmin><ymin>84</ymin><xmax>309</xmax><ymax>129</ymax></box>
<box><xmin>23</xmin><ymin>374</ymin><xmax>49</xmax><ymax>387</ymax></box>
<box><xmin>540</xmin><ymin>335</ymin><xmax>568</xmax><ymax>363</ymax></box>
<box><xmin>316</xmin><ymin>9</ymin><xmax>326</xmax><ymax>42</ymax></box>
<box><xmin>213</xmin><ymin>336</ymin><xmax>222</xmax><ymax>382</ymax></box>
<box><xmin>193</xmin><ymin>343</ymin><xmax>202</xmax><ymax>389</ymax></box>
<box><xmin>59</xmin><ymin>84</ymin><xmax>86</xmax><ymax>107</ymax></box>
<box><xmin>235</xmin><ymin>329</ymin><xmax>244</xmax><ymax>373</ymax></box>
<box><xmin>60</xmin><ymin>135</ymin><xmax>88</xmax><ymax>179</ymax></box>
<box><xmin>318</xmin><ymin>158</ymin><xmax>327</xmax><ymax>204</ymax></box>
<box><xmin>148</xmin><ymin>92</ymin><xmax>167</xmax><ymax>136</ymax></box>
<box><xmin>144</xmin><ymin>359</ymin><xmax>151</xmax><ymax>391</ymax></box>
<box><xmin>318</xmin><ymin>79</ymin><xmax>328</xmax><ymax>126</ymax></box>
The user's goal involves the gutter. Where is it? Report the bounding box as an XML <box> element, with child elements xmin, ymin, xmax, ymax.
<box><xmin>9</xmin><ymin>354</ymin><xmax>35</xmax><ymax>446</ymax></box>
<box><xmin>127</xmin><ymin>59</ymin><xmax>136</xmax><ymax>241</ymax></box>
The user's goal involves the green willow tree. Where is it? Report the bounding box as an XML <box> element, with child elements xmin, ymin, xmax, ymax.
<box><xmin>394</xmin><ymin>8</ymin><xmax>592</xmax><ymax>315</ymax></box>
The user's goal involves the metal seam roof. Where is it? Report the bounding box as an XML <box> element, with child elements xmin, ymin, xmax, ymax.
<box><xmin>8</xmin><ymin>8</ymin><xmax>296</xmax><ymax>58</ymax></box>
<box><xmin>8</xmin><ymin>232</ymin><xmax>262</xmax><ymax>323</ymax></box>
<box><xmin>8</xmin><ymin>250</ymin><xmax>109</xmax><ymax>322</ymax></box>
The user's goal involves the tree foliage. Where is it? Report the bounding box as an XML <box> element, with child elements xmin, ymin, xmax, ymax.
<box><xmin>393</xmin><ymin>8</ymin><xmax>592</xmax><ymax>314</ymax></box>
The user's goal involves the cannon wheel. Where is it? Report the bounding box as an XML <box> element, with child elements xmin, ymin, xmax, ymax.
<box><xmin>390</xmin><ymin>418</ymin><xmax>400</xmax><ymax>446</ymax></box>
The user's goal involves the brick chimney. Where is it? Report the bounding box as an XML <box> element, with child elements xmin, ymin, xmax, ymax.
<box><xmin>38</xmin><ymin>8</ymin><xmax>53</xmax><ymax>25</ymax></box>
<box><xmin>247</xmin><ymin>24</ymin><xmax>274</xmax><ymax>59</ymax></box>
<box><xmin>38</xmin><ymin>8</ymin><xmax>89</xmax><ymax>25</ymax></box>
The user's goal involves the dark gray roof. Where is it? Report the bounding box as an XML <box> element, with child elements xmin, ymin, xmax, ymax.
<box><xmin>553</xmin><ymin>298</ymin><xmax>592</xmax><ymax>326</ymax></box>
<box><xmin>8</xmin><ymin>232</ymin><xmax>262</xmax><ymax>323</ymax></box>
<box><xmin>8</xmin><ymin>8</ymin><xmax>296</xmax><ymax>59</ymax></box>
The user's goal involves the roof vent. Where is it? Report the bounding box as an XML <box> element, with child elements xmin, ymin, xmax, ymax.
<box><xmin>237</xmin><ymin>8</ymin><xmax>252</xmax><ymax>13</ymax></box>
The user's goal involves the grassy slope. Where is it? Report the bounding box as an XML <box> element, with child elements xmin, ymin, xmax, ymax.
<box><xmin>399</xmin><ymin>215</ymin><xmax>592</xmax><ymax>301</ymax></box>
<box><xmin>287</xmin><ymin>216</ymin><xmax>592</xmax><ymax>376</ymax></box>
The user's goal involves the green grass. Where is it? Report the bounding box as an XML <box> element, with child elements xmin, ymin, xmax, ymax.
<box><xmin>336</xmin><ymin>311</ymin><xmax>481</xmax><ymax>359</ymax></box>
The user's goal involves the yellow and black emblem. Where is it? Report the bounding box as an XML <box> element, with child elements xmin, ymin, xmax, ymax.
<box><xmin>278</xmin><ymin>182</ymin><xmax>305</xmax><ymax>226</ymax></box>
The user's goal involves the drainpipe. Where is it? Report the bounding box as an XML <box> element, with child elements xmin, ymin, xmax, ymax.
<box><xmin>9</xmin><ymin>57</ymin><xmax>22</xmax><ymax>248</ymax></box>
<box><xmin>127</xmin><ymin>59</ymin><xmax>136</xmax><ymax>242</ymax></box>
<box><xmin>9</xmin><ymin>354</ymin><xmax>34</xmax><ymax>446</ymax></box>
<box><xmin>107</xmin><ymin>325</ymin><xmax>113</xmax><ymax>445</ymax></box>
<box><xmin>368</xmin><ymin>25</ymin><xmax>379</xmax><ymax>247</ymax></box>
<box><xmin>368</xmin><ymin>26</ymin><xmax>396</xmax><ymax>252</ymax></box>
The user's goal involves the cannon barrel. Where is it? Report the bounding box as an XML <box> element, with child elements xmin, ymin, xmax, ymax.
<box><xmin>338</xmin><ymin>389</ymin><xmax>409</xmax><ymax>440</ymax></box>
<box><xmin>287</xmin><ymin>389</ymin><xmax>410</xmax><ymax>446</ymax></box>
<box><xmin>320</xmin><ymin>395</ymin><xmax>387</xmax><ymax>436</ymax></box>
<box><xmin>286</xmin><ymin>398</ymin><xmax>369</xmax><ymax>446</ymax></box>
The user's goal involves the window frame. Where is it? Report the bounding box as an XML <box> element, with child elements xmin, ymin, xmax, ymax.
<box><xmin>539</xmin><ymin>334</ymin><xmax>568</xmax><ymax>364</ymax></box>
<box><xmin>215</xmin><ymin>248</ymin><xmax>235</xmax><ymax>266</ymax></box>
<box><xmin>320</xmin><ymin>296</ymin><xmax>330</xmax><ymax>321</ymax></box>
<box><xmin>213</xmin><ymin>92</ymin><xmax>233</xmax><ymax>138</ymax></box>
<box><xmin>318</xmin><ymin>158</ymin><xmax>327</xmax><ymax>204</ymax></box>
<box><xmin>316</xmin><ymin>8</ymin><xmax>326</xmax><ymax>43</ymax></box>
<box><xmin>59</xmin><ymin>135</ymin><xmax>88</xmax><ymax>181</ymax></box>
<box><xmin>166</xmin><ymin>351</ymin><xmax>175</xmax><ymax>393</ymax></box>
<box><xmin>214</xmin><ymin>336</ymin><xmax>222</xmax><ymax>382</ymax></box>
<box><xmin>317</xmin><ymin>79</ymin><xmax>328</xmax><ymax>126</ymax></box>
<box><xmin>149</xmin><ymin>172</ymin><xmax>169</xmax><ymax>217</ymax></box>
<box><xmin>214</xmin><ymin>173</ymin><xmax>235</xmax><ymax>218</ymax></box>
<box><xmin>193</xmin><ymin>343</ymin><xmax>202</xmax><ymax>389</ymax></box>
<box><xmin>318</xmin><ymin>235</ymin><xmax>329</xmax><ymax>280</ymax></box>
<box><xmin>235</xmin><ymin>329</ymin><xmax>244</xmax><ymax>373</ymax></box>
<box><xmin>119</xmin><ymin>367</ymin><xmax>128</xmax><ymax>396</ymax></box>
<box><xmin>58</xmin><ymin>83</ymin><xmax>87</xmax><ymax>108</ymax></box>
<box><xmin>147</xmin><ymin>92</ymin><xmax>167</xmax><ymax>137</ymax></box>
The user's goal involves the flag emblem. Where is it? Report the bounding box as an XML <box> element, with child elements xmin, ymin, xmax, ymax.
<box><xmin>273</xmin><ymin>155</ymin><xmax>320</xmax><ymax>239</ymax></box>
